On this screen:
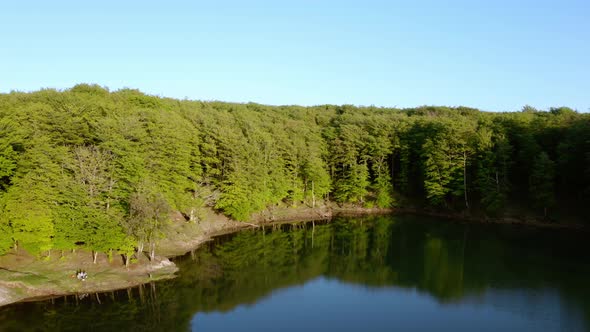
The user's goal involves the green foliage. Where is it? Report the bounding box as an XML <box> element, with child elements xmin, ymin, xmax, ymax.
<box><xmin>0</xmin><ymin>196</ymin><xmax>13</xmax><ymax>255</ymax></box>
<box><xmin>474</xmin><ymin>128</ymin><xmax>512</xmax><ymax>214</ymax></box>
<box><xmin>215</xmin><ymin>173</ymin><xmax>259</xmax><ymax>221</ymax></box>
<box><xmin>0</xmin><ymin>143</ymin><xmax>16</xmax><ymax>181</ymax></box>
<box><xmin>0</xmin><ymin>86</ymin><xmax>588</xmax><ymax>258</ymax></box>
<box><xmin>529</xmin><ymin>152</ymin><xmax>556</xmax><ymax>216</ymax></box>
<box><xmin>334</xmin><ymin>162</ymin><xmax>370</xmax><ymax>203</ymax></box>
<box><xmin>421</xmin><ymin>137</ymin><xmax>463</xmax><ymax>207</ymax></box>
<box><xmin>3</xmin><ymin>181</ymin><xmax>55</xmax><ymax>255</ymax></box>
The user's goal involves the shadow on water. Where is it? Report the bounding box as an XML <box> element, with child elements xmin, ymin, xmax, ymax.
<box><xmin>1</xmin><ymin>215</ymin><xmax>589</xmax><ymax>331</ymax></box>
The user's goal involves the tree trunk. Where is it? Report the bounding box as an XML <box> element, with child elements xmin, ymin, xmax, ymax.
<box><xmin>93</xmin><ymin>251</ymin><xmax>98</xmax><ymax>264</ymax></box>
<box><xmin>137</xmin><ymin>242</ymin><xmax>144</xmax><ymax>255</ymax></box>
<box><xmin>189</xmin><ymin>208</ymin><xmax>196</xmax><ymax>223</ymax></box>
<box><xmin>312</xmin><ymin>181</ymin><xmax>315</xmax><ymax>208</ymax></box>
<box><xmin>124</xmin><ymin>254</ymin><xmax>130</xmax><ymax>268</ymax></box>
<box><xmin>150</xmin><ymin>243</ymin><xmax>155</xmax><ymax>261</ymax></box>
<box><xmin>390</xmin><ymin>153</ymin><xmax>395</xmax><ymax>180</ymax></box>
<box><xmin>544</xmin><ymin>207</ymin><xmax>547</xmax><ymax>218</ymax></box>
<box><xmin>106</xmin><ymin>178</ymin><xmax>115</xmax><ymax>212</ymax></box>
<box><xmin>463</xmin><ymin>150</ymin><xmax>469</xmax><ymax>209</ymax></box>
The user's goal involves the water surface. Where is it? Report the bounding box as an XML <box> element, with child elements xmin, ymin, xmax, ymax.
<box><xmin>1</xmin><ymin>215</ymin><xmax>589</xmax><ymax>331</ymax></box>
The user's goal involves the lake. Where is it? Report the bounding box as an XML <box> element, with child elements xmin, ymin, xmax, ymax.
<box><xmin>0</xmin><ymin>215</ymin><xmax>589</xmax><ymax>331</ymax></box>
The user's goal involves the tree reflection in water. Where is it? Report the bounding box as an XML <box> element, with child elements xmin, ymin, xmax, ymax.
<box><xmin>0</xmin><ymin>215</ymin><xmax>589</xmax><ymax>332</ymax></box>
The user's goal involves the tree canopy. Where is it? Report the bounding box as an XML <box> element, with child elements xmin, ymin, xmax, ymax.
<box><xmin>0</xmin><ymin>84</ymin><xmax>588</xmax><ymax>258</ymax></box>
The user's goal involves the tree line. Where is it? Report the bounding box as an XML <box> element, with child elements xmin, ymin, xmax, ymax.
<box><xmin>0</xmin><ymin>84</ymin><xmax>588</xmax><ymax>258</ymax></box>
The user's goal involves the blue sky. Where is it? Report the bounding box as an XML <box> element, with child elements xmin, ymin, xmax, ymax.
<box><xmin>1</xmin><ymin>0</ymin><xmax>588</xmax><ymax>111</ymax></box>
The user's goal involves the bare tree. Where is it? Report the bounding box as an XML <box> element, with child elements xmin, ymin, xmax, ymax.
<box><xmin>126</xmin><ymin>190</ymin><xmax>170</xmax><ymax>261</ymax></box>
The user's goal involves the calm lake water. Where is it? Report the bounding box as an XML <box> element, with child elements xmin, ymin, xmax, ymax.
<box><xmin>1</xmin><ymin>215</ymin><xmax>589</xmax><ymax>332</ymax></box>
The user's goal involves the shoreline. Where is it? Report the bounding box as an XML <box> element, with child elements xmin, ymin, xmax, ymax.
<box><xmin>0</xmin><ymin>204</ymin><xmax>587</xmax><ymax>308</ymax></box>
<box><xmin>393</xmin><ymin>207</ymin><xmax>589</xmax><ymax>232</ymax></box>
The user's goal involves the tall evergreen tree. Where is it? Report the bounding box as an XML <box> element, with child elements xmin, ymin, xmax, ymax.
<box><xmin>529</xmin><ymin>152</ymin><xmax>555</xmax><ymax>218</ymax></box>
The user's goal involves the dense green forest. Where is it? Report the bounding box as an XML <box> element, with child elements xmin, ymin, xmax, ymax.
<box><xmin>0</xmin><ymin>84</ymin><xmax>589</xmax><ymax>258</ymax></box>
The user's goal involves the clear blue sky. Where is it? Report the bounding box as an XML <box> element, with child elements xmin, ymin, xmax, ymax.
<box><xmin>1</xmin><ymin>0</ymin><xmax>588</xmax><ymax>112</ymax></box>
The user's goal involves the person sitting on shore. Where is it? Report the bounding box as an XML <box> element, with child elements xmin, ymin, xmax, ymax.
<box><xmin>76</xmin><ymin>270</ymin><xmax>88</xmax><ymax>281</ymax></box>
